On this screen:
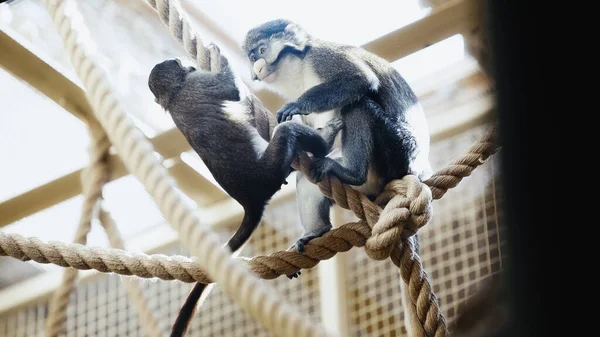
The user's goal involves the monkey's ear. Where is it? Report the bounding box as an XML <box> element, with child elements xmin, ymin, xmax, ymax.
<box><xmin>284</xmin><ymin>23</ymin><xmax>309</xmax><ymax>52</ymax></box>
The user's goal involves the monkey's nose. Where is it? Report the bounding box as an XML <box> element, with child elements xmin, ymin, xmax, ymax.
<box><xmin>252</xmin><ymin>59</ymin><xmax>267</xmax><ymax>81</ymax></box>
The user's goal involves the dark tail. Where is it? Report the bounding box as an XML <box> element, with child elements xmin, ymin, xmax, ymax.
<box><xmin>169</xmin><ymin>207</ymin><xmax>264</xmax><ymax>336</ymax></box>
<box><xmin>170</xmin><ymin>282</ymin><xmax>208</xmax><ymax>337</ymax></box>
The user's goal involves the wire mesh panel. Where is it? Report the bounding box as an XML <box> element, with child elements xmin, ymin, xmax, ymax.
<box><xmin>0</xmin><ymin>202</ymin><xmax>321</xmax><ymax>337</ymax></box>
<box><xmin>0</xmin><ymin>124</ymin><xmax>503</xmax><ymax>337</ymax></box>
<box><xmin>345</xmin><ymin>124</ymin><xmax>505</xmax><ymax>337</ymax></box>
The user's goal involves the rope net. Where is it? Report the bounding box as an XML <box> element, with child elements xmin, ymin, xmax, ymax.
<box><xmin>0</xmin><ymin>0</ymin><xmax>499</xmax><ymax>336</ymax></box>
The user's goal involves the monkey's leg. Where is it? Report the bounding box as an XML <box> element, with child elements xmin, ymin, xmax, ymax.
<box><xmin>316</xmin><ymin>117</ymin><xmax>343</xmax><ymax>151</ymax></box>
<box><xmin>262</xmin><ymin>122</ymin><xmax>329</xmax><ymax>175</ymax></box>
<box><xmin>290</xmin><ymin>172</ymin><xmax>335</xmax><ymax>259</ymax></box>
<box><xmin>311</xmin><ymin>104</ymin><xmax>374</xmax><ymax>185</ymax></box>
<box><xmin>170</xmin><ymin>206</ymin><xmax>264</xmax><ymax>337</ymax></box>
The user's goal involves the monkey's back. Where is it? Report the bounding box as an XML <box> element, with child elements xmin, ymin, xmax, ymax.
<box><xmin>169</xmin><ymin>94</ymin><xmax>283</xmax><ymax>209</ymax></box>
<box><xmin>308</xmin><ymin>40</ymin><xmax>431</xmax><ymax>181</ymax></box>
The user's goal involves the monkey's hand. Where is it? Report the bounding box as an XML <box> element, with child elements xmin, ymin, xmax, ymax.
<box><xmin>276</xmin><ymin>102</ymin><xmax>307</xmax><ymax>123</ymax></box>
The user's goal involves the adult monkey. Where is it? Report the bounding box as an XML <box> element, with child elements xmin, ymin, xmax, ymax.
<box><xmin>242</xmin><ymin>19</ymin><xmax>432</xmax><ymax>252</ymax></box>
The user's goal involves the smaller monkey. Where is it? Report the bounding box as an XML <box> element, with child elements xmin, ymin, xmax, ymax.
<box><xmin>148</xmin><ymin>47</ymin><xmax>342</xmax><ymax>337</ymax></box>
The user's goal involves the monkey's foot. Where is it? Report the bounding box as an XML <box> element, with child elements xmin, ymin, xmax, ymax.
<box><xmin>326</xmin><ymin>117</ymin><xmax>344</xmax><ymax>132</ymax></box>
<box><xmin>291</xmin><ymin>227</ymin><xmax>332</xmax><ymax>253</ymax></box>
<box><xmin>310</xmin><ymin>157</ymin><xmax>335</xmax><ymax>183</ymax></box>
<box><xmin>286</xmin><ymin>271</ymin><xmax>301</xmax><ymax>279</ymax></box>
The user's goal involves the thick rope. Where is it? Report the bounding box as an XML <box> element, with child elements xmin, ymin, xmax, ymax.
<box><xmin>0</xmin><ymin>0</ymin><xmax>498</xmax><ymax>334</ymax></box>
<box><xmin>145</xmin><ymin>0</ymin><xmax>211</xmax><ymax>72</ymax></box>
<box><xmin>401</xmin><ymin>237</ymin><xmax>426</xmax><ymax>337</ymax></box>
<box><xmin>44</xmin><ymin>121</ymin><xmax>162</xmax><ymax>336</ymax></box>
<box><xmin>40</xmin><ymin>1</ymin><xmax>331</xmax><ymax>337</ymax></box>
<box><xmin>44</xmin><ymin>126</ymin><xmax>109</xmax><ymax>337</ymax></box>
<box><xmin>0</xmin><ymin>128</ymin><xmax>498</xmax><ymax>283</ymax></box>
<box><xmin>98</xmin><ymin>208</ymin><xmax>163</xmax><ymax>337</ymax></box>
<box><xmin>140</xmin><ymin>1</ymin><xmax>461</xmax><ymax>334</ymax></box>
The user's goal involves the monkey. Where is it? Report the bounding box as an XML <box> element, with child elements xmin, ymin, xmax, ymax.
<box><xmin>147</xmin><ymin>47</ymin><xmax>343</xmax><ymax>337</ymax></box>
<box><xmin>242</xmin><ymin>19</ymin><xmax>433</xmax><ymax>253</ymax></box>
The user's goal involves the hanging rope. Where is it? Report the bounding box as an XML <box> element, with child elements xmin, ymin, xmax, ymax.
<box><xmin>38</xmin><ymin>1</ymin><xmax>333</xmax><ymax>337</ymax></box>
<box><xmin>140</xmin><ymin>1</ymin><xmax>495</xmax><ymax>333</ymax></box>
<box><xmin>42</xmin><ymin>111</ymin><xmax>163</xmax><ymax>337</ymax></box>
<box><xmin>0</xmin><ymin>0</ymin><xmax>499</xmax><ymax>336</ymax></box>
<box><xmin>44</xmin><ymin>126</ymin><xmax>110</xmax><ymax>337</ymax></box>
<box><xmin>98</xmin><ymin>207</ymin><xmax>164</xmax><ymax>337</ymax></box>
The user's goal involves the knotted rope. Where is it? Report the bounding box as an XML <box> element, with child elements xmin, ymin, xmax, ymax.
<box><xmin>0</xmin><ymin>126</ymin><xmax>498</xmax><ymax>336</ymax></box>
<box><xmin>0</xmin><ymin>0</ymin><xmax>499</xmax><ymax>336</ymax></box>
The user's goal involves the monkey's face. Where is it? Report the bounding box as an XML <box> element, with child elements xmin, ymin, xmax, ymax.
<box><xmin>148</xmin><ymin>58</ymin><xmax>195</xmax><ymax>108</ymax></box>
<box><xmin>243</xmin><ymin>19</ymin><xmax>309</xmax><ymax>83</ymax></box>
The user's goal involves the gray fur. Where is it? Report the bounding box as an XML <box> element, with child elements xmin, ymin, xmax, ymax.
<box><xmin>242</xmin><ymin>20</ymin><xmax>432</xmax><ymax>253</ymax></box>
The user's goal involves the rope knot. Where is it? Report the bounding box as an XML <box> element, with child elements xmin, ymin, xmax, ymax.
<box><xmin>365</xmin><ymin>175</ymin><xmax>432</xmax><ymax>260</ymax></box>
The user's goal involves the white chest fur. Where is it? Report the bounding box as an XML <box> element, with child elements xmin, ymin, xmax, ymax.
<box><xmin>267</xmin><ymin>59</ymin><xmax>337</xmax><ymax>129</ymax></box>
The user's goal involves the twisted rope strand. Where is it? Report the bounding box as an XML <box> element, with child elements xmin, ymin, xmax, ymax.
<box><xmin>1</xmin><ymin>125</ymin><xmax>496</xmax><ymax>336</ymax></box>
<box><xmin>2</xmin><ymin>0</ymin><xmax>499</xmax><ymax>334</ymax></box>
<box><xmin>141</xmin><ymin>1</ymin><xmax>495</xmax><ymax>334</ymax></box>
<box><xmin>40</xmin><ymin>1</ymin><xmax>333</xmax><ymax>337</ymax></box>
<box><xmin>44</xmin><ymin>126</ymin><xmax>109</xmax><ymax>337</ymax></box>
<box><xmin>1</xmin><ymin>127</ymin><xmax>498</xmax><ymax>283</ymax></box>
<box><xmin>99</xmin><ymin>208</ymin><xmax>163</xmax><ymax>337</ymax></box>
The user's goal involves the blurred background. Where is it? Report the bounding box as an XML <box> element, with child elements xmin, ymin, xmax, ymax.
<box><xmin>0</xmin><ymin>0</ymin><xmax>504</xmax><ymax>336</ymax></box>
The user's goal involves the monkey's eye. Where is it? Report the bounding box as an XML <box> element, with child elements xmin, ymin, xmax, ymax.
<box><xmin>250</xmin><ymin>54</ymin><xmax>256</xmax><ymax>62</ymax></box>
<box><xmin>259</xmin><ymin>46</ymin><xmax>267</xmax><ymax>55</ymax></box>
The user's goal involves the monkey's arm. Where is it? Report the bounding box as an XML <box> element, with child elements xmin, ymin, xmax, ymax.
<box><xmin>311</xmin><ymin>105</ymin><xmax>372</xmax><ymax>185</ymax></box>
<box><xmin>276</xmin><ymin>73</ymin><xmax>374</xmax><ymax>122</ymax></box>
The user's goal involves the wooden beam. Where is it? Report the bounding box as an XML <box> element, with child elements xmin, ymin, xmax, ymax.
<box><xmin>0</xmin><ymin>26</ymin><xmax>196</xmax><ymax>227</ymax></box>
<box><xmin>318</xmin><ymin>206</ymin><xmax>352</xmax><ymax>336</ymax></box>
<box><xmin>0</xmin><ymin>0</ymin><xmax>488</xmax><ymax>227</ymax></box>
<box><xmin>362</xmin><ymin>0</ymin><xmax>480</xmax><ymax>62</ymax></box>
<box><xmin>429</xmin><ymin>92</ymin><xmax>494</xmax><ymax>142</ymax></box>
<box><xmin>0</xmin><ymin>26</ymin><xmax>93</xmax><ymax>125</ymax></box>
<box><xmin>0</xmin><ymin>127</ymin><xmax>190</xmax><ymax>228</ymax></box>
<box><xmin>0</xmin><ymin>83</ymin><xmax>492</xmax><ymax>228</ymax></box>
<box><xmin>0</xmin><ymin>182</ymin><xmax>298</xmax><ymax>315</ymax></box>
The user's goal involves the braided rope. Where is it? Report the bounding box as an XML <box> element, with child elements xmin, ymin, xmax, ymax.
<box><xmin>0</xmin><ymin>0</ymin><xmax>500</xmax><ymax>335</ymax></box>
<box><xmin>0</xmin><ymin>128</ymin><xmax>498</xmax><ymax>284</ymax></box>
<box><xmin>39</xmin><ymin>1</ymin><xmax>332</xmax><ymax>337</ymax></box>
<box><xmin>0</xmin><ymin>126</ymin><xmax>496</xmax><ymax>337</ymax></box>
<box><xmin>44</xmin><ymin>126</ymin><xmax>109</xmax><ymax>337</ymax></box>
<box><xmin>98</xmin><ymin>207</ymin><xmax>163</xmax><ymax>337</ymax></box>
<box><xmin>43</xmin><ymin>110</ymin><xmax>162</xmax><ymax>336</ymax></box>
<box><xmin>145</xmin><ymin>0</ymin><xmax>212</xmax><ymax>72</ymax></box>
